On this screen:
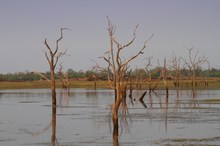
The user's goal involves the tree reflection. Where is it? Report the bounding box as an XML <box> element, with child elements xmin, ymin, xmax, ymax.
<box><xmin>22</xmin><ymin>122</ymin><xmax>51</xmax><ymax>137</ymax></box>
<box><xmin>58</xmin><ymin>88</ymin><xmax>69</xmax><ymax>113</ymax></box>
<box><xmin>113</xmin><ymin>120</ymin><xmax>119</xmax><ymax>146</ymax></box>
<box><xmin>108</xmin><ymin>94</ymin><xmax>131</xmax><ymax>146</ymax></box>
<box><xmin>22</xmin><ymin>106</ymin><xmax>57</xmax><ymax>145</ymax></box>
<box><xmin>51</xmin><ymin>106</ymin><xmax>56</xmax><ymax>145</ymax></box>
<box><xmin>148</xmin><ymin>93</ymin><xmax>153</xmax><ymax>108</ymax></box>
<box><xmin>139</xmin><ymin>91</ymin><xmax>147</xmax><ymax>108</ymax></box>
<box><xmin>164</xmin><ymin>96</ymin><xmax>168</xmax><ymax>132</ymax></box>
<box><xmin>173</xmin><ymin>89</ymin><xmax>181</xmax><ymax>113</ymax></box>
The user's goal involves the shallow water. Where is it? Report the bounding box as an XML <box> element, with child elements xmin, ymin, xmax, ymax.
<box><xmin>0</xmin><ymin>89</ymin><xmax>220</xmax><ymax>146</ymax></box>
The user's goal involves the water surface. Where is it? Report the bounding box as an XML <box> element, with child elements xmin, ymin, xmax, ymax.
<box><xmin>0</xmin><ymin>89</ymin><xmax>220</xmax><ymax>145</ymax></box>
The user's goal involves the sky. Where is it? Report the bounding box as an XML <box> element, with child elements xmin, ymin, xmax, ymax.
<box><xmin>0</xmin><ymin>0</ymin><xmax>220</xmax><ymax>73</ymax></box>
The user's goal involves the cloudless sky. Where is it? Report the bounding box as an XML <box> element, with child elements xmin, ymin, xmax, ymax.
<box><xmin>0</xmin><ymin>0</ymin><xmax>220</xmax><ymax>73</ymax></box>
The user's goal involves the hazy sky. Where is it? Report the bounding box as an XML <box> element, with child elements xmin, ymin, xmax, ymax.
<box><xmin>0</xmin><ymin>0</ymin><xmax>220</xmax><ymax>73</ymax></box>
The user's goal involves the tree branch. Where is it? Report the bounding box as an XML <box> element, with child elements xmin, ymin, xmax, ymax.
<box><xmin>54</xmin><ymin>28</ymin><xmax>70</xmax><ymax>57</ymax></box>
<box><xmin>45</xmin><ymin>52</ymin><xmax>51</xmax><ymax>65</ymax></box>
<box><xmin>44</xmin><ymin>39</ymin><xmax>53</xmax><ymax>56</ymax></box>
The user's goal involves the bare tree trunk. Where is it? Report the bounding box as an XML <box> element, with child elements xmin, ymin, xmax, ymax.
<box><xmin>113</xmin><ymin>118</ymin><xmax>119</xmax><ymax>146</ymax></box>
<box><xmin>112</xmin><ymin>79</ymin><xmax>121</xmax><ymax>131</ymax></box>
<box><xmin>50</xmin><ymin>70</ymin><xmax>56</xmax><ymax>145</ymax></box>
<box><xmin>165</xmin><ymin>82</ymin><xmax>169</xmax><ymax>98</ymax></box>
<box><xmin>44</xmin><ymin>28</ymin><xmax>69</xmax><ymax>144</ymax></box>
<box><xmin>160</xmin><ymin>58</ymin><xmax>169</xmax><ymax>98</ymax></box>
<box><xmin>51</xmin><ymin>69</ymin><xmax>56</xmax><ymax>107</ymax></box>
<box><xmin>164</xmin><ymin>95</ymin><xmax>168</xmax><ymax>132</ymax></box>
<box><xmin>93</xmin><ymin>75</ymin><xmax>97</xmax><ymax>90</ymax></box>
<box><xmin>100</xmin><ymin>18</ymin><xmax>151</xmax><ymax>139</ymax></box>
<box><xmin>51</xmin><ymin>105</ymin><xmax>56</xmax><ymax>145</ymax></box>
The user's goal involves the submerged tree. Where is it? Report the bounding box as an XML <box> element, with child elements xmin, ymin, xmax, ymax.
<box><xmin>157</xmin><ymin>58</ymin><xmax>169</xmax><ymax>98</ymax></box>
<box><xmin>170</xmin><ymin>51</ymin><xmax>182</xmax><ymax>87</ymax></box>
<box><xmin>182</xmin><ymin>48</ymin><xmax>207</xmax><ymax>87</ymax></box>
<box><xmin>100</xmin><ymin>17</ymin><xmax>152</xmax><ymax>138</ymax></box>
<box><xmin>44</xmin><ymin>28</ymin><xmax>69</xmax><ymax>145</ymax></box>
<box><xmin>145</xmin><ymin>56</ymin><xmax>161</xmax><ymax>94</ymax></box>
<box><xmin>58</xmin><ymin>63</ymin><xmax>70</xmax><ymax>90</ymax></box>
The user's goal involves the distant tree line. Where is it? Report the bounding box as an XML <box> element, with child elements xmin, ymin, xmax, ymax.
<box><xmin>0</xmin><ymin>67</ymin><xmax>220</xmax><ymax>82</ymax></box>
<box><xmin>0</xmin><ymin>69</ymin><xmax>106</xmax><ymax>81</ymax></box>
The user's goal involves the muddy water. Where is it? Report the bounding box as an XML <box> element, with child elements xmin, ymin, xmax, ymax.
<box><xmin>0</xmin><ymin>89</ymin><xmax>220</xmax><ymax>146</ymax></box>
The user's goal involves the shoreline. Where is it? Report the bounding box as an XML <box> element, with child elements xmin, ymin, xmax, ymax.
<box><xmin>1</xmin><ymin>79</ymin><xmax>220</xmax><ymax>90</ymax></box>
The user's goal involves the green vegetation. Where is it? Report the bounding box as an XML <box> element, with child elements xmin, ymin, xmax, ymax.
<box><xmin>0</xmin><ymin>69</ymin><xmax>108</xmax><ymax>82</ymax></box>
<box><xmin>1</xmin><ymin>67</ymin><xmax>220</xmax><ymax>82</ymax></box>
<box><xmin>1</xmin><ymin>67</ymin><xmax>220</xmax><ymax>90</ymax></box>
<box><xmin>199</xmin><ymin>99</ymin><xmax>220</xmax><ymax>104</ymax></box>
<box><xmin>156</xmin><ymin>136</ymin><xmax>220</xmax><ymax>146</ymax></box>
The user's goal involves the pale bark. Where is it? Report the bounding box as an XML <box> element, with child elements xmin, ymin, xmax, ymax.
<box><xmin>182</xmin><ymin>48</ymin><xmax>207</xmax><ymax>87</ymax></box>
<box><xmin>101</xmin><ymin>17</ymin><xmax>151</xmax><ymax>135</ymax></box>
<box><xmin>44</xmin><ymin>28</ymin><xmax>69</xmax><ymax>144</ymax></box>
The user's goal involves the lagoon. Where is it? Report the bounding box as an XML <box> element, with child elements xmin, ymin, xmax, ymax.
<box><xmin>0</xmin><ymin>89</ymin><xmax>220</xmax><ymax>145</ymax></box>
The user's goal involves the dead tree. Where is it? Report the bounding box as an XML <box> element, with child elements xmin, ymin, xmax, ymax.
<box><xmin>162</xmin><ymin>58</ymin><xmax>169</xmax><ymax>98</ymax></box>
<box><xmin>170</xmin><ymin>51</ymin><xmax>182</xmax><ymax>87</ymax></box>
<box><xmin>202</xmin><ymin>60</ymin><xmax>210</xmax><ymax>87</ymax></box>
<box><xmin>158</xmin><ymin>58</ymin><xmax>169</xmax><ymax>98</ymax></box>
<box><xmin>182</xmin><ymin>48</ymin><xmax>206</xmax><ymax>87</ymax></box>
<box><xmin>120</xmin><ymin>65</ymin><xmax>131</xmax><ymax>115</ymax></box>
<box><xmin>100</xmin><ymin>17</ymin><xmax>152</xmax><ymax>138</ymax></box>
<box><xmin>145</xmin><ymin>56</ymin><xmax>153</xmax><ymax>92</ymax></box>
<box><xmin>91</xmin><ymin>61</ymin><xmax>100</xmax><ymax>90</ymax></box>
<box><xmin>128</xmin><ymin>75</ymin><xmax>134</xmax><ymax>99</ymax></box>
<box><xmin>133</xmin><ymin>68</ymin><xmax>144</xmax><ymax>89</ymax></box>
<box><xmin>145</xmin><ymin>56</ymin><xmax>157</xmax><ymax>93</ymax></box>
<box><xmin>58</xmin><ymin>63</ymin><xmax>70</xmax><ymax>90</ymax></box>
<box><xmin>44</xmin><ymin>28</ymin><xmax>69</xmax><ymax>145</ymax></box>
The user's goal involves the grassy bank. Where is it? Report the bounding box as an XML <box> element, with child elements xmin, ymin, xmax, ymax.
<box><xmin>0</xmin><ymin>80</ymin><xmax>107</xmax><ymax>90</ymax></box>
<box><xmin>0</xmin><ymin>78</ymin><xmax>220</xmax><ymax>90</ymax></box>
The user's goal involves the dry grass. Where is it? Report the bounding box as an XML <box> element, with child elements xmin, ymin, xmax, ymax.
<box><xmin>0</xmin><ymin>78</ymin><xmax>220</xmax><ymax>90</ymax></box>
<box><xmin>0</xmin><ymin>80</ymin><xmax>106</xmax><ymax>90</ymax></box>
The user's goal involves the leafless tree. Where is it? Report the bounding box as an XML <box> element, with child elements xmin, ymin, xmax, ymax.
<box><xmin>158</xmin><ymin>58</ymin><xmax>169</xmax><ymax>98</ymax></box>
<box><xmin>202</xmin><ymin>60</ymin><xmax>210</xmax><ymax>87</ymax></box>
<box><xmin>58</xmin><ymin>63</ymin><xmax>70</xmax><ymax>90</ymax></box>
<box><xmin>100</xmin><ymin>17</ymin><xmax>152</xmax><ymax>138</ymax></box>
<box><xmin>182</xmin><ymin>48</ymin><xmax>207</xmax><ymax>87</ymax></box>
<box><xmin>145</xmin><ymin>56</ymin><xmax>160</xmax><ymax>94</ymax></box>
<box><xmin>133</xmin><ymin>68</ymin><xmax>144</xmax><ymax>89</ymax></box>
<box><xmin>200</xmin><ymin>59</ymin><xmax>211</xmax><ymax>87</ymax></box>
<box><xmin>90</xmin><ymin>61</ymin><xmax>100</xmax><ymax>90</ymax></box>
<box><xmin>170</xmin><ymin>51</ymin><xmax>182</xmax><ymax>87</ymax></box>
<box><xmin>44</xmin><ymin>28</ymin><xmax>69</xmax><ymax>145</ymax></box>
